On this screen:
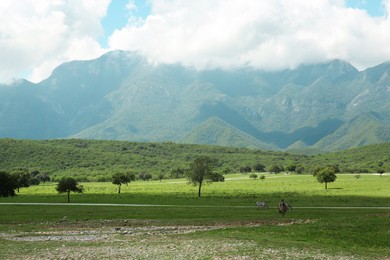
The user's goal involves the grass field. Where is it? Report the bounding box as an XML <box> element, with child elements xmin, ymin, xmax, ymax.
<box><xmin>1</xmin><ymin>173</ymin><xmax>389</xmax><ymax>259</ymax></box>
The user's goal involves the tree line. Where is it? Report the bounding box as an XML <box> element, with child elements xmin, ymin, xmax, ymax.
<box><xmin>1</xmin><ymin>155</ymin><xmax>348</xmax><ymax>201</ymax></box>
<box><xmin>1</xmin><ymin>139</ymin><xmax>389</xmax><ymax>182</ymax></box>
<box><xmin>0</xmin><ymin>156</ymin><xmax>223</xmax><ymax>200</ymax></box>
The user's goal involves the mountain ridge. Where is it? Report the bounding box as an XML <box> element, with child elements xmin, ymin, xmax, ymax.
<box><xmin>1</xmin><ymin>50</ymin><xmax>389</xmax><ymax>151</ymax></box>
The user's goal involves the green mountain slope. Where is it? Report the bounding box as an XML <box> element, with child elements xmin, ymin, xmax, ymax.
<box><xmin>0</xmin><ymin>51</ymin><xmax>389</xmax><ymax>151</ymax></box>
<box><xmin>314</xmin><ymin>113</ymin><xmax>390</xmax><ymax>151</ymax></box>
<box><xmin>181</xmin><ymin>117</ymin><xmax>276</xmax><ymax>150</ymax></box>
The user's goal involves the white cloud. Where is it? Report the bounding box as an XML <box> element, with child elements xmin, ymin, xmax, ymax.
<box><xmin>109</xmin><ymin>0</ymin><xmax>390</xmax><ymax>71</ymax></box>
<box><xmin>0</xmin><ymin>0</ymin><xmax>110</xmax><ymax>84</ymax></box>
<box><xmin>126</xmin><ymin>1</ymin><xmax>137</xmax><ymax>12</ymax></box>
<box><xmin>2</xmin><ymin>0</ymin><xmax>390</xmax><ymax>84</ymax></box>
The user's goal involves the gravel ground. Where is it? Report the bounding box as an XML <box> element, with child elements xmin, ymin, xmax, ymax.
<box><xmin>0</xmin><ymin>220</ymin><xmax>363</xmax><ymax>259</ymax></box>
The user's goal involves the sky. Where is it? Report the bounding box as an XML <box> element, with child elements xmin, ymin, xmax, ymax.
<box><xmin>0</xmin><ymin>0</ymin><xmax>390</xmax><ymax>84</ymax></box>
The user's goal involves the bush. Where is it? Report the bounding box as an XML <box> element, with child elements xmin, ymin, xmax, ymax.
<box><xmin>139</xmin><ymin>172</ymin><xmax>152</xmax><ymax>181</ymax></box>
<box><xmin>170</xmin><ymin>167</ymin><xmax>186</xmax><ymax>179</ymax></box>
<box><xmin>253</xmin><ymin>163</ymin><xmax>266</xmax><ymax>172</ymax></box>
<box><xmin>0</xmin><ymin>171</ymin><xmax>17</xmax><ymax>197</ymax></box>
<box><xmin>268</xmin><ymin>165</ymin><xmax>283</xmax><ymax>174</ymax></box>
<box><xmin>240</xmin><ymin>166</ymin><xmax>252</xmax><ymax>173</ymax></box>
<box><xmin>210</xmin><ymin>172</ymin><xmax>225</xmax><ymax>182</ymax></box>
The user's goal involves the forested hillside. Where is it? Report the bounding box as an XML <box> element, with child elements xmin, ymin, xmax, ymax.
<box><xmin>0</xmin><ymin>139</ymin><xmax>388</xmax><ymax>181</ymax></box>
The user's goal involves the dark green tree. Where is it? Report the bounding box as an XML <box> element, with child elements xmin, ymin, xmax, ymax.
<box><xmin>170</xmin><ymin>167</ymin><xmax>185</xmax><ymax>179</ymax></box>
<box><xmin>240</xmin><ymin>166</ymin><xmax>252</xmax><ymax>173</ymax></box>
<box><xmin>249</xmin><ymin>173</ymin><xmax>258</xmax><ymax>180</ymax></box>
<box><xmin>209</xmin><ymin>172</ymin><xmax>225</xmax><ymax>182</ymax></box>
<box><xmin>158</xmin><ymin>173</ymin><xmax>164</xmax><ymax>182</ymax></box>
<box><xmin>377</xmin><ymin>169</ymin><xmax>385</xmax><ymax>177</ymax></box>
<box><xmin>139</xmin><ymin>172</ymin><xmax>152</xmax><ymax>181</ymax></box>
<box><xmin>187</xmin><ymin>156</ymin><xmax>222</xmax><ymax>197</ymax></box>
<box><xmin>112</xmin><ymin>172</ymin><xmax>135</xmax><ymax>194</ymax></box>
<box><xmin>315</xmin><ymin>167</ymin><xmax>337</xmax><ymax>189</ymax></box>
<box><xmin>12</xmin><ymin>169</ymin><xmax>31</xmax><ymax>192</ymax></box>
<box><xmin>285</xmin><ymin>163</ymin><xmax>296</xmax><ymax>173</ymax></box>
<box><xmin>253</xmin><ymin>163</ymin><xmax>266</xmax><ymax>172</ymax></box>
<box><xmin>222</xmin><ymin>167</ymin><xmax>232</xmax><ymax>175</ymax></box>
<box><xmin>56</xmin><ymin>177</ymin><xmax>83</xmax><ymax>203</ymax></box>
<box><xmin>313</xmin><ymin>165</ymin><xmax>340</xmax><ymax>176</ymax></box>
<box><xmin>0</xmin><ymin>171</ymin><xmax>18</xmax><ymax>197</ymax></box>
<box><xmin>268</xmin><ymin>164</ymin><xmax>283</xmax><ymax>174</ymax></box>
<box><xmin>36</xmin><ymin>172</ymin><xmax>51</xmax><ymax>183</ymax></box>
<box><xmin>295</xmin><ymin>165</ymin><xmax>305</xmax><ymax>174</ymax></box>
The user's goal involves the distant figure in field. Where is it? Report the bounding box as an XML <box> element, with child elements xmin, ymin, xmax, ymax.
<box><xmin>284</xmin><ymin>202</ymin><xmax>292</xmax><ymax>210</ymax></box>
<box><xmin>255</xmin><ymin>201</ymin><xmax>268</xmax><ymax>209</ymax></box>
<box><xmin>278</xmin><ymin>199</ymin><xmax>289</xmax><ymax>216</ymax></box>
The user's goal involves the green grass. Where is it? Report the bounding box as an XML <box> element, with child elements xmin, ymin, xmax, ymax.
<box><xmin>0</xmin><ymin>174</ymin><xmax>389</xmax><ymax>259</ymax></box>
<box><xmin>2</xmin><ymin>174</ymin><xmax>388</xmax><ymax>206</ymax></box>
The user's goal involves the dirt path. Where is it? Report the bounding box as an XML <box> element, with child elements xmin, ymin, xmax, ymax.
<box><xmin>1</xmin><ymin>202</ymin><xmax>389</xmax><ymax>209</ymax></box>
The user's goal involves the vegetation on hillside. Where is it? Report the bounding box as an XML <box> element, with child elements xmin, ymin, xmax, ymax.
<box><xmin>2</xmin><ymin>51</ymin><xmax>390</xmax><ymax>151</ymax></box>
<box><xmin>0</xmin><ymin>138</ymin><xmax>389</xmax><ymax>182</ymax></box>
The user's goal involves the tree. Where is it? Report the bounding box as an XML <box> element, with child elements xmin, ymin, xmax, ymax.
<box><xmin>249</xmin><ymin>173</ymin><xmax>258</xmax><ymax>180</ymax></box>
<box><xmin>240</xmin><ymin>166</ymin><xmax>252</xmax><ymax>173</ymax></box>
<box><xmin>377</xmin><ymin>169</ymin><xmax>385</xmax><ymax>177</ymax></box>
<box><xmin>158</xmin><ymin>173</ymin><xmax>164</xmax><ymax>182</ymax></box>
<box><xmin>260</xmin><ymin>175</ymin><xmax>266</xmax><ymax>181</ymax></box>
<box><xmin>0</xmin><ymin>171</ymin><xmax>18</xmax><ymax>197</ymax></box>
<box><xmin>268</xmin><ymin>164</ymin><xmax>283</xmax><ymax>174</ymax></box>
<box><xmin>56</xmin><ymin>177</ymin><xmax>83</xmax><ymax>203</ymax></box>
<box><xmin>253</xmin><ymin>163</ymin><xmax>266</xmax><ymax>172</ymax></box>
<box><xmin>285</xmin><ymin>163</ymin><xmax>296</xmax><ymax>173</ymax></box>
<box><xmin>315</xmin><ymin>167</ymin><xmax>337</xmax><ymax>189</ymax></box>
<box><xmin>295</xmin><ymin>165</ymin><xmax>305</xmax><ymax>174</ymax></box>
<box><xmin>139</xmin><ymin>172</ymin><xmax>152</xmax><ymax>181</ymax></box>
<box><xmin>112</xmin><ymin>172</ymin><xmax>135</xmax><ymax>194</ymax></box>
<box><xmin>170</xmin><ymin>167</ymin><xmax>185</xmax><ymax>179</ymax></box>
<box><xmin>210</xmin><ymin>172</ymin><xmax>225</xmax><ymax>182</ymax></box>
<box><xmin>31</xmin><ymin>170</ymin><xmax>50</xmax><ymax>184</ymax></box>
<box><xmin>36</xmin><ymin>172</ymin><xmax>51</xmax><ymax>183</ymax></box>
<box><xmin>222</xmin><ymin>167</ymin><xmax>232</xmax><ymax>175</ymax></box>
<box><xmin>187</xmin><ymin>156</ymin><xmax>222</xmax><ymax>197</ymax></box>
<box><xmin>313</xmin><ymin>165</ymin><xmax>340</xmax><ymax>176</ymax></box>
<box><xmin>11</xmin><ymin>169</ymin><xmax>31</xmax><ymax>192</ymax></box>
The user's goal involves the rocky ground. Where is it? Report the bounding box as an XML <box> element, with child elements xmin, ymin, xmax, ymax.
<box><xmin>0</xmin><ymin>219</ymin><xmax>361</xmax><ymax>259</ymax></box>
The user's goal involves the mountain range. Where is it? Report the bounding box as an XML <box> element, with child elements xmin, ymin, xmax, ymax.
<box><xmin>1</xmin><ymin>50</ymin><xmax>389</xmax><ymax>151</ymax></box>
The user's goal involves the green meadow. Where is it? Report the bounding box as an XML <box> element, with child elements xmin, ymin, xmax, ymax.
<box><xmin>1</xmin><ymin>173</ymin><xmax>389</xmax><ymax>259</ymax></box>
<box><xmin>1</xmin><ymin>173</ymin><xmax>389</xmax><ymax>206</ymax></box>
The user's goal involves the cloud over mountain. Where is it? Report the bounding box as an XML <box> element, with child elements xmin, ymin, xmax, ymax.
<box><xmin>1</xmin><ymin>0</ymin><xmax>390</xmax><ymax>84</ymax></box>
<box><xmin>109</xmin><ymin>0</ymin><xmax>390</xmax><ymax>71</ymax></box>
<box><xmin>0</xmin><ymin>0</ymin><xmax>109</xmax><ymax>83</ymax></box>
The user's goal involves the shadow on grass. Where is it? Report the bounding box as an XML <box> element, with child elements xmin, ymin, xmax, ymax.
<box><xmin>1</xmin><ymin>192</ymin><xmax>389</xmax><ymax>207</ymax></box>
